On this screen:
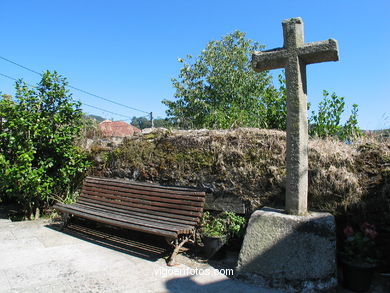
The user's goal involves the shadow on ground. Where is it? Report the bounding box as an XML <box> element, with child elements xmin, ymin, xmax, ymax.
<box><xmin>0</xmin><ymin>203</ymin><xmax>24</xmax><ymax>221</ymax></box>
<box><xmin>46</xmin><ymin>217</ymin><xmax>171</xmax><ymax>262</ymax></box>
<box><xmin>0</xmin><ymin>205</ymin><xmax>8</xmax><ymax>219</ymax></box>
<box><xmin>164</xmin><ymin>276</ymin><xmax>273</xmax><ymax>293</ymax></box>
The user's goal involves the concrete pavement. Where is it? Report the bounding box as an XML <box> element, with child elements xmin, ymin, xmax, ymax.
<box><xmin>0</xmin><ymin>217</ymin><xmax>279</xmax><ymax>293</ymax></box>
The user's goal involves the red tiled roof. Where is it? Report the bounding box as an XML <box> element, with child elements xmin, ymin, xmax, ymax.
<box><xmin>99</xmin><ymin>120</ymin><xmax>141</xmax><ymax>137</ymax></box>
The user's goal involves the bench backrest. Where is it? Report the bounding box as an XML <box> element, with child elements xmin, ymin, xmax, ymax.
<box><xmin>77</xmin><ymin>176</ymin><xmax>206</xmax><ymax>226</ymax></box>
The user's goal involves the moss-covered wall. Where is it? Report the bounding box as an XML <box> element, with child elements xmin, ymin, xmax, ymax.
<box><xmin>90</xmin><ymin>128</ymin><xmax>389</xmax><ymax>219</ymax></box>
<box><xmin>88</xmin><ymin>128</ymin><xmax>390</xmax><ymax>269</ymax></box>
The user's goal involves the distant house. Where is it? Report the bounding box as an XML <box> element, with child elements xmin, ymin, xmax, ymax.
<box><xmin>99</xmin><ymin>120</ymin><xmax>141</xmax><ymax>137</ymax></box>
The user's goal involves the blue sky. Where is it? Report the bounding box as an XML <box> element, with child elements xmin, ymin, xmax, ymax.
<box><xmin>1</xmin><ymin>0</ymin><xmax>389</xmax><ymax>130</ymax></box>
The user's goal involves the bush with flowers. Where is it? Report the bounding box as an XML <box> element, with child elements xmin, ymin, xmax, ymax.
<box><xmin>341</xmin><ymin>222</ymin><xmax>380</xmax><ymax>267</ymax></box>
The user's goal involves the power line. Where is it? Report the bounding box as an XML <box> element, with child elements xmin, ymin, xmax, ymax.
<box><xmin>0</xmin><ymin>56</ymin><xmax>41</xmax><ymax>75</ymax></box>
<box><xmin>0</xmin><ymin>72</ymin><xmax>37</xmax><ymax>87</ymax></box>
<box><xmin>83</xmin><ymin>103</ymin><xmax>132</xmax><ymax>119</ymax></box>
<box><xmin>0</xmin><ymin>55</ymin><xmax>150</xmax><ymax>114</ymax></box>
<box><xmin>66</xmin><ymin>84</ymin><xmax>149</xmax><ymax>114</ymax></box>
<box><xmin>0</xmin><ymin>72</ymin><xmax>19</xmax><ymax>82</ymax></box>
<box><xmin>0</xmin><ymin>71</ymin><xmax>135</xmax><ymax>121</ymax></box>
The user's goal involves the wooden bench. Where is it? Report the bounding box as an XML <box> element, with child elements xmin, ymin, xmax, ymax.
<box><xmin>54</xmin><ymin>176</ymin><xmax>206</xmax><ymax>265</ymax></box>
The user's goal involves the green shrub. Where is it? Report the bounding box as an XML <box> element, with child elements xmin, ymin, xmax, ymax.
<box><xmin>309</xmin><ymin>90</ymin><xmax>362</xmax><ymax>141</ymax></box>
<box><xmin>163</xmin><ymin>30</ymin><xmax>285</xmax><ymax>129</ymax></box>
<box><xmin>200</xmin><ymin>211</ymin><xmax>247</xmax><ymax>239</ymax></box>
<box><xmin>0</xmin><ymin>71</ymin><xmax>90</xmax><ymax>218</ymax></box>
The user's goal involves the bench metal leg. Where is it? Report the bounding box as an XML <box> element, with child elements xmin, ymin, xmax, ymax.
<box><xmin>60</xmin><ymin>213</ymin><xmax>70</xmax><ymax>231</ymax></box>
<box><xmin>167</xmin><ymin>232</ymin><xmax>196</xmax><ymax>266</ymax></box>
<box><xmin>165</xmin><ymin>237</ymin><xmax>189</xmax><ymax>253</ymax></box>
<box><xmin>167</xmin><ymin>236</ymin><xmax>191</xmax><ymax>266</ymax></box>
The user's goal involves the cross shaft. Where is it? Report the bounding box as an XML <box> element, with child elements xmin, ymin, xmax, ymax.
<box><xmin>252</xmin><ymin>18</ymin><xmax>339</xmax><ymax>215</ymax></box>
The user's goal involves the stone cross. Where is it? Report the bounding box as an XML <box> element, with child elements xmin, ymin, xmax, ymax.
<box><xmin>252</xmin><ymin>17</ymin><xmax>339</xmax><ymax>215</ymax></box>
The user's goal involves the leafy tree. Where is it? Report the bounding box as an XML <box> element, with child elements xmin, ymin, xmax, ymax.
<box><xmin>164</xmin><ymin>30</ymin><xmax>360</xmax><ymax>140</ymax></box>
<box><xmin>131</xmin><ymin>116</ymin><xmax>151</xmax><ymax>129</ymax></box>
<box><xmin>86</xmin><ymin>114</ymin><xmax>105</xmax><ymax>122</ymax></box>
<box><xmin>131</xmin><ymin>116</ymin><xmax>172</xmax><ymax>129</ymax></box>
<box><xmin>309</xmin><ymin>90</ymin><xmax>362</xmax><ymax>140</ymax></box>
<box><xmin>163</xmin><ymin>30</ymin><xmax>286</xmax><ymax>129</ymax></box>
<box><xmin>0</xmin><ymin>71</ymin><xmax>90</xmax><ymax>218</ymax></box>
<box><xmin>80</xmin><ymin>115</ymin><xmax>102</xmax><ymax>139</ymax></box>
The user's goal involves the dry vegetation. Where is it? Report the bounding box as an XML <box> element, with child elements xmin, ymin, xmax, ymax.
<box><xmin>90</xmin><ymin>128</ymin><xmax>389</xmax><ymax>224</ymax></box>
<box><xmin>85</xmin><ymin>128</ymin><xmax>389</xmax><ymax>269</ymax></box>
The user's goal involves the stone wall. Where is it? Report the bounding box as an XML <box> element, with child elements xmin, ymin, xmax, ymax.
<box><xmin>89</xmin><ymin>128</ymin><xmax>388</xmax><ymax>217</ymax></box>
<box><xmin>88</xmin><ymin>128</ymin><xmax>390</xmax><ymax>268</ymax></box>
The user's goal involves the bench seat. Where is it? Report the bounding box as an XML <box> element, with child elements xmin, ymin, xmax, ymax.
<box><xmin>55</xmin><ymin>203</ymin><xmax>194</xmax><ymax>237</ymax></box>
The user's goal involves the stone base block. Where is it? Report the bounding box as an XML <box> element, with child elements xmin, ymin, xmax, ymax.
<box><xmin>237</xmin><ymin>207</ymin><xmax>337</xmax><ymax>292</ymax></box>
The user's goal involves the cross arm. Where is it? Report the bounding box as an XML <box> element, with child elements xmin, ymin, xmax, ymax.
<box><xmin>298</xmin><ymin>39</ymin><xmax>339</xmax><ymax>65</ymax></box>
<box><xmin>252</xmin><ymin>48</ymin><xmax>288</xmax><ymax>72</ymax></box>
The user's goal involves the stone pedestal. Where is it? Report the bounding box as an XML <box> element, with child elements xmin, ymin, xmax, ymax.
<box><xmin>237</xmin><ymin>207</ymin><xmax>337</xmax><ymax>292</ymax></box>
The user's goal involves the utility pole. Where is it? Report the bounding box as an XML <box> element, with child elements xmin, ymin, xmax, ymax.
<box><xmin>150</xmin><ymin>112</ymin><xmax>154</xmax><ymax>128</ymax></box>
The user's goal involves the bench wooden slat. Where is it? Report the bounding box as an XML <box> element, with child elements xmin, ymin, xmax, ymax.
<box><xmin>55</xmin><ymin>203</ymin><xmax>179</xmax><ymax>237</ymax></box>
<box><xmin>82</xmin><ymin>185</ymin><xmax>204</xmax><ymax>207</ymax></box>
<box><xmin>78</xmin><ymin>193</ymin><xmax>202</xmax><ymax>217</ymax></box>
<box><xmin>76</xmin><ymin>197</ymin><xmax>200</xmax><ymax>224</ymax></box>
<box><xmin>55</xmin><ymin>203</ymin><xmax>193</xmax><ymax>235</ymax></box>
<box><xmin>74</xmin><ymin>200</ymin><xmax>198</xmax><ymax>226</ymax></box>
<box><xmin>80</xmin><ymin>190</ymin><xmax>203</xmax><ymax>212</ymax></box>
<box><xmin>69</xmin><ymin>202</ymin><xmax>194</xmax><ymax>230</ymax></box>
<box><xmin>86</xmin><ymin>177</ymin><xmax>206</xmax><ymax>196</ymax></box>
<box><xmin>68</xmin><ymin>203</ymin><xmax>193</xmax><ymax>233</ymax></box>
<box><xmin>83</xmin><ymin>181</ymin><xmax>205</xmax><ymax>202</ymax></box>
